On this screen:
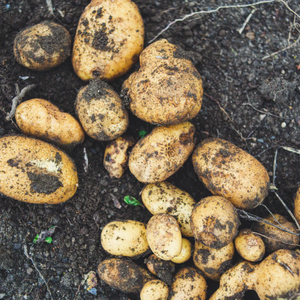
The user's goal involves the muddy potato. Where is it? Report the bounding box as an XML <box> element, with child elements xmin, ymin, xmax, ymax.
<box><xmin>146</xmin><ymin>214</ymin><xmax>182</xmax><ymax>260</ymax></box>
<box><xmin>101</xmin><ymin>220</ymin><xmax>149</xmax><ymax>257</ymax></box>
<box><xmin>140</xmin><ymin>280</ymin><xmax>169</xmax><ymax>300</ymax></box>
<box><xmin>122</xmin><ymin>39</ymin><xmax>203</xmax><ymax>125</ymax></box>
<box><xmin>0</xmin><ymin>135</ymin><xmax>78</xmax><ymax>204</ymax></box>
<box><xmin>75</xmin><ymin>79</ymin><xmax>129</xmax><ymax>141</ymax></box>
<box><xmin>72</xmin><ymin>0</ymin><xmax>144</xmax><ymax>81</ymax></box>
<box><xmin>129</xmin><ymin>122</ymin><xmax>195</xmax><ymax>183</ymax></box>
<box><xmin>169</xmin><ymin>267</ymin><xmax>207</xmax><ymax>300</ymax></box>
<box><xmin>171</xmin><ymin>238</ymin><xmax>192</xmax><ymax>264</ymax></box>
<box><xmin>295</xmin><ymin>187</ymin><xmax>300</xmax><ymax>225</ymax></box>
<box><xmin>15</xmin><ymin>99</ymin><xmax>85</xmax><ymax>148</ymax></box>
<box><xmin>192</xmin><ymin>138</ymin><xmax>270</xmax><ymax>210</ymax></box>
<box><xmin>14</xmin><ymin>21</ymin><xmax>71</xmax><ymax>71</ymax></box>
<box><xmin>191</xmin><ymin>196</ymin><xmax>240</xmax><ymax>249</ymax></box>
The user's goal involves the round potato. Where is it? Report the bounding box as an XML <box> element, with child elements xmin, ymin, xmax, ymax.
<box><xmin>14</xmin><ymin>21</ymin><xmax>71</xmax><ymax>71</ymax></box>
<box><xmin>72</xmin><ymin>0</ymin><xmax>144</xmax><ymax>81</ymax></box>
<box><xmin>15</xmin><ymin>99</ymin><xmax>85</xmax><ymax>148</ymax></box>
<box><xmin>140</xmin><ymin>280</ymin><xmax>169</xmax><ymax>300</ymax></box>
<box><xmin>171</xmin><ymin>238</ymin><xmax>192</xmax><ymax>264</ymax></box>
<box><xmin>146</xmin><ymin>214</ymin><xmax>182</xmax><ymax>260</ymax></box>
<box><xmin>0</xmin><ymin>135</ymin><xmax>78</xmax><ymax>204</ymax></box>
<box><xmin>294</xmin><ymin>187</ymin><xmax>300</xmax><ymax>225</ymax></box>
<box><xmin>101</xmin><ymin>220</ymin><xmax>149</xmax><ymax>257</ymax></box>
<box><xmin>129</xmin><ymin>122</ymin><xmax>195</xmax><ymax>183</ymax></box>
<box><xmin>191</xmin><ymin>196</ymin><xmax>240</xmax><ymax>249</ymax></box>
<box><xmin>75</xmin><ymin>79</ymin><xmax>129</xmax><ymax>141</ymax></box>
<box><xmin>121</xmin><ymin>39</ymin><xmax>203</xmax><ymax>125</ymax></box>
<box><xmin>192</xmin><ymin>138</ymin><xmax>270</xmax><ymax>210</ymax></box>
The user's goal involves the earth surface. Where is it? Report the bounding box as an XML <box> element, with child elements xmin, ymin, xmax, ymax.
<box><xmin>0</xmin><ymin>0</ymin><xmax>300</xmax><ymax>299</ymax></box>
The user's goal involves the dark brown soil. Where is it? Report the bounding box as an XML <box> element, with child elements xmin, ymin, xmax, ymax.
<box><xmin>0</xmin><ymin>0</ymin><xmax>300</xmax><ymax>299</ymax></box>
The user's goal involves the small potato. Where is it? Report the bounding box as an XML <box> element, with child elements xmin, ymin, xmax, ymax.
<box><xmin>101</xmin><ymin>220</ymin><xmax>149</xmax><ymax>257</ymax></box>
<box><xmin>75</xmin><ymin>79</ymin><xmax>129</xmax><ymax>141</ymax></box>
<box><xmin>193</xmin><ymin>241</ymin><xmax>235</xmax><ymax>280</ymax></box>
<box><xmin>14</xmin><ymin>21</ymin><xmax>71</xmax><ymax>71</ymax></box>
<box><xmin>98</xmin><ymin>258</ymin><xmax>154</xmax><ymax>293</ymax></box>
<box><xmin>122</xmin><ymin>39</ymin><xmax>203</xmax><ymax>126</ymax></box>
<box><xmin>0</xmin><ymin>135</ymin><xmax>78</xmax><ymax>204</ymax></box>
<box><xmin>15</xmin><ymin>99</ymin><xmax>85</xmax><ymax>148</ymax></box>
<box><xmin>140</xmin><ymin>280</ymin><xmax>169</xmax><ymax>300</ymax></box>
<box><xmin>171</xmin><ymin>238</ymin><xmax>192</xmax><ymax>264</ymax></box>
<box><xmin>191</xmin><ymin>196</ymin><xmax>240</xmax><ymax>249</ymax></box>
<box><xmin>129</xmin><ymin>122</ymin><xmax>195</xmax><ymax>183</ymax></box>
<box><xmin>169</xmin><ymin>267</ymin><xmax>207</xmax><ymax>300</ymax></box>
<box><xmin>192</xmin><ymin>138</ymin><xmax>270</xmax><ymax>210</ymax></box>
<box><xmin>294</xmin><ymin>187</ymin><xmax>300</xmax><ymax>225</ymax></box>
<box><xmin>72</xmin><ymin>0</ymin><xmax>144</xmax><ymax>81</ymax></box>
<box><xmin>103</xmin><ymin>136</ymin><xmax>134</xmax><ymax>178</ymax></box>
<box><xmin>146</xmin><ymin>214</ymin><xmax>182</xmax><ymax>260</ymax></box>
<box><xmin>235</xmin><ymin>229</ymin><xmax>265</xmax><ymax>262</ymax></box>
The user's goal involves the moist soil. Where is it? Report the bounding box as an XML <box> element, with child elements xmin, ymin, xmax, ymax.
<box><xmin>0</xmin><ymin>0</ymin><xmax>300</xmax><ymax>299</ymax></box>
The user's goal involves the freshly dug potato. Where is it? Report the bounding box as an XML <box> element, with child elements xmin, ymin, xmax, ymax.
<box><xmin>72</xmin><ymin>0</ymin><xmax>144</xmax><ymax>81</ymax></box>
<box><xmin>169</xmin><ymin>267</ymin><xmax>207</xmax><ymax>300</ymax></box>
<box><xmin>103</xmin><ymin>136</ymin><xmax>134</xmax><ymax>178</ymax></box>
<box><xmin>101</xmin><ymin>220</ymin><xmax>149</xmax><ymax>257</ymax></box>
<box><xmin>0</xmin><ymin>135</ymin><xmax>78</xmax><ymax>204</ymax></box>
<box><xmin>140</xmin><ymin>280</ymin><xmax>169</xmax><ymax>300</ymax></box>
<box><xmin>122</xmin><ymin>39</ymin><xmax>203</xmax><ymax>125</ymax></box>
<box><xmin>146</xmin><ymin>214</ymin><xmax>182</xmax><ymax>260</ymax></box>
<box><xmin>234</xmin><ymin>229</ymin><xmax>265</xmax><ymax>262</ymax></box>
<box><xmin>295</xmin><ymin>187</ymin><xmax>300</xmax><ymax>225</ymax></box>
<box><xmin>98</xmin><ymin>258</ymin><xmax>154</xmax><ymax>293</ymax></box>
<box><xmin>193</xmin><ymin>241</ymin><xmax>235</xmax><ymax>281</ymax></box>
<box><xmin>192</xmin><ymin>138</ymin><xmax>270</xmax><ymax>210</ymax></box>
<box><xmin>15</xmin><ymin>99</ymin><xmax>85</xmax><ymax>148</ymax></box>
<box><xmin>75</xmin><ymin>79</ymin><xmax>129</xmax><ymax>141</ymax></box>
<box><xmin>141</xmin><ymin>181</ymin><xmax>196</xmax><ymax>237</ymax></box>
<box><xmin>252</xmin><ymin>213</ymin><xmax>299</xmax><ymax>252</ymax></box>
<box><xmin>171</xmin><ymin>238</ymin><xmax>192</xmax><ymax>264</ymax></box>
<box><xmin>14</xmin><ymin>21</ymin><xmax>71</xmax><ymax>71</ymax></box>
<box><xmin>191</xmin><ymin>196</ymin><xmax>240</xmax><ymax>248</ymax></box>
<box><xmin>129</xmin><ymin>122</ymin><xmax>195</xmax><ymax>183</ymax></box>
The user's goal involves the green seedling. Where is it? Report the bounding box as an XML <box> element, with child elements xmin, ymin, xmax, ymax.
<box><xmin>124</xmin><ymin>195</ymin><xmax>143</xmax><ymax>207</ymax></box>
<box><xmin>33</xmin><ymin>226</ymin><xmax>57</xmax><ymax>244</ymax></box>
<box><xmin>138</xmin><ymin>129</ymin><xmax>147</xmax><ymax>138</ymax></box>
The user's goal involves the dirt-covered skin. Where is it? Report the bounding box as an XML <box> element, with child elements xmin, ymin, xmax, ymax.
<box><xmin>0</xmin><ymin>0</ymin><xmax>300</xmax><ymax>299</ymax></box>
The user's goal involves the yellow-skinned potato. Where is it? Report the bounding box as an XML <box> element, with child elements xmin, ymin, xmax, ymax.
<box><xmin>15</xmin><ymin>99</ymin><xmax>85</xmax><ymax>148</ymax></box>
<box><xmin>75</xmin><ymin>79</ymin><xmax>129</xmax><ymax>141</ymax></box>
<box><xmin>141</xmin><ymin>181</ymin><xmax>196</xmax><ymax>237</ymax></box>
<box><xmin>0</xmin><ymin>135</ymin><xmax>78</xmax><ymax>204</ymax></box>
<box><xmin>129</xmin><ymin>122</ymin><xmax>195</xmax><ymax>183</ymax></box>
<box><xmin>192</xmin><ymin>138</ymin><xmax>270</xmax><ymax>210</ymax></box>
<box><xmin>295</xmin><ymin>187</ymin><xmax>300</xmax><ymax>225</ymax></box>
<box><xmin>122</xmin><ymin>39</ymin><xmax>203</xmax><ymax>125</ymax></box>
<box><xmin>171</xmin><ymin>238</ymin><xmax>192</xmax><ymax>264</ymax></box>
<box><xmin>101</xmin><ymin>220</ymin><xmax>149</xmax><ymax>257</ymax></box>
<box><xmin>140</xmin><ymin>280</ymin><xmax>169</xmax><ymax>300</ymax></box>
<box><xmin>146</xmin><ymin>214</ymin><xmax>182</xmax><ymax>260</ymax></box>
<box><xmin>72</xmin><ymin>0</ymin><xmax>144</xmax><ymax>81</ymax></box>
<box><xmin>169</xmin><ymin>267</ymin><xmax>207</xmax><ymax>300</ymax></box>
<box><xmin>14</xmin><ymin>21</ymin><xmax>71</xmax><ymax>71</ymax></box>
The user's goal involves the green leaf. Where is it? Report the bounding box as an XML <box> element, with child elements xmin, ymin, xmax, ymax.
<box><xmin>124</xmin><ymin>196</ymin><xmax>142</xmax><ymax>206</ymax></box>
<box><xmin>138</xmin><ymin>130</ymin><xmax>147</xmax><ymax>138</ymax></box>
<box><xmin>33</xmin><ymin>234</ymin><xmax>39</xmax><ymax>244</ymax></box>
<box><xmin>45</xmin><ymin>237</ymin><xmax>53</xmax><ymax>244</ymax></box>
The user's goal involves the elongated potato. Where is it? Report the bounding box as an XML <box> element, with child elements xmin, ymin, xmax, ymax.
<box><xmin>129</xmin><ymin>122</ymin><xmax>195</xmax><ymax>183</ymax></box>
<box><xmin>0</xmin><ymin>135</ymin><xmax>78</xmax><ymax>204</ymax></box>
<box><xmin>295</xmin><ymin>187</ymin><xmax>300</xmax><ymax>225</ymax></box>
<box><xmin>101</xmin><ymin>220</ymin><xmax>149</xmax><ymax>257</ymax></box>
<box><xmin>192</xmin><ymin>138</ymin><xmax>270</xmax><ymax>209</ymax></box>
<box><xmin>140</xmin><ymin>280</ymin><xmax>169</xmax><ymax>300</ymax></box>
<box><xmin>72</xmin><ymin>0</ymin><xmax>144</xmax><ymax>81</ymax></box>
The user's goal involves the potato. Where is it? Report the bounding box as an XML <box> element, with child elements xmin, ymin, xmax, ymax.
<box><xmin>192</xmin><ymin>138</ymin><xmax>270</xmax><ymax>210</ymax></box>
<box><xmin>140</xmin><ymin>280</ymin><xmax>169</xmax><ymax>300</ymax></box>
<box><xmin>252</xmin><ymin>213</ymin><xmax>299</xmax><ymax>252</ymax></box>
<box><xmin>146</xmin><ymin>214</ymin><xmax>182</xmax><ymax>260</ymax></box>
<box><xmin>171</xmin><ymin>238</ymin><xmax>192</xmax><ymax>264</ymax></box>
<box><xmin>14</xmin><ymin>21</ymin><xmax>71</xmax><ymax>71</ymax></box>
<box><xmin>101</xmin><ymin>220</ymin><xmax>149</xmax><ymax>257</ymax></box>
<box><xmin>193</xmin><ymin>240</ymin><xmax>235</xmax><ymax>281</ymax></box>
<box><xmin>72</xmin><ymin>0</ymin><xmax>144</xmax><ymax>81</ymax></box>
<box><xmin>234</xmin><ymin>229</ymin><xmax>265</xmax><ymax>262</ymax></box>
<box><xmin>121</xmin><ymin>39</ymin><xmax>203</xmax><ymax>125</ymax></box>
<box><xmin>103</xmin><ymin>136</ymin><xmax>134</xmax><ymax>178</ymax></box>
<box><xmin>169</xmin><ymin>267</ymin><xmax>207</xmax><ymax>300</ymax></box>
<box><xmin>0</xmin><ymin>135</ymin><xmax>78</xmax><ymax>204</ymax></box>
<box><xmin>191</xmin><ymin>196</ymin><xmax>240</xmax><ymax>249</ymax></box>
<box><xmin>75</xmin><ymin>79</ymin><xmax>129</xmax><ymax>141</ymax></box>
<box><xmin>129</xmin><ymin>122</ymin><xmax>195</xmax><ymax>183</ymax></box>
<box><xmin>295</xmin><ymin>187</ymin><xmax>300</xmax><ymax>225</ymax></box>
<box><xmin>98</xmin><ymin>258</ymin><xmax>154</xmax><ymax>293</ymax></box>
<box><xmin>15</xmin><ymin>99</ymin><xmax>85</xmax><ymax>148</ymax></box>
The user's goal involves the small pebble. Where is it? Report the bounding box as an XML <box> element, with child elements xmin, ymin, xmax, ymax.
<box><xmin>281</xmin><ymin>122</ymin><xmax>286</xmax><ymax>128</ymax></box>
